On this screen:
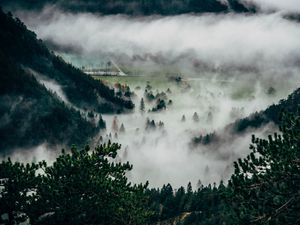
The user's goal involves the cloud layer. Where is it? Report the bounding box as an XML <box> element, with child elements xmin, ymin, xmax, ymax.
<box><xmin>243</xmin><ymin>0</ymin><xmax>300</xmax><ymax>13</ymax></box>
<box><xmin>16</xmin><ymin>8</ymin><xmax>300</xmax><ymax>77</ymax></box>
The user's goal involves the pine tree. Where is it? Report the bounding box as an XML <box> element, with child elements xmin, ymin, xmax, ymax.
<box><xmin>228</xmin><ymin>109</ymin><xmax>300</xmax><ymax>224</ymax></box>
<box><xmin>98</xmin><ymin>115</ymin><xmax>106</xmax><ymax>130</ymax></box>
<box><xmin>0</xmin><ymin>143</ymin><xmax>152</xmax><ymax>225</ymax></box>
<box><xmin>0</xmin><ymin>159</ymin><xmax>40</xmax><ymax>225</ymax></box>
<box><xmin>193</xmin><ymin>112</ymin><xmax>199</xmax><ymax>122</ymax></box>
<box><xmin>119</xmin><ymin>123</ymin><xmax>125</xmax><ymax>133</ymax></box>
<box><xmin>181</xmin><ymin>115</ymin><xmax>186</xmax><ymax>122</ymax></box>
<box><xmin>140</xmin><ymin>97</ymin><xmax>145</xmax><ymax>113</ymax></box>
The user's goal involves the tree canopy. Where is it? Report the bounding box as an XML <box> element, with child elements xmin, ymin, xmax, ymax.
<box><xmin>0</xmin><ymin>143</ymin><xmax>151</xmax><ymax>225</ymax></box>
<box><xmin>228</xmin><ymin>109</ymin><xmax>300</xmax><ymax>224</ymax></box>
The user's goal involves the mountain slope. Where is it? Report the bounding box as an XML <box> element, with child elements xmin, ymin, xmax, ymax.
<box><xmin>0</xmin><ymin>9</ymin><xmax>134</xmax><ymax>113</ymax></box>
<box><xmin>231</xmin><ymin>88</ymin><xmax>300</xmax><ymax>133</ymax></box>
<box><xmin>1</xmin><ymin>0</ymin><xmax>255</xmax><ymax>15</ymax></box>
<box><xmin>192</xmin><ymin>87</ymin><xmax>300</xmax><ymax>147</ymax></box>
<box><xmin>0</xmin><ymin>9</ymin><xmax>132</xmax><ymax>153</ymax></box>
<box><xmin>0</xmin><ymin>56</ymin><xmax>97</xmax><ymax>152</ymax></box>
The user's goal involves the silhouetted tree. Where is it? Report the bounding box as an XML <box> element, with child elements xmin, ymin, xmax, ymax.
<box><xmin>140</xmin><ymin>97</ymin><xmax>145</xmax><ymax>112</ymax></box>
<box><xmin>193</xmin><ymin>112</ymin><xmax>199</xmax><ymax>122</ymax></box>
<box><xmin>119</xmin><ymin>123</ymin><xmax>125</xmax><ymax>133</ymax></box>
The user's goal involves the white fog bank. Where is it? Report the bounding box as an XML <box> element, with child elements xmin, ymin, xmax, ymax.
<box><xmin>15</xmin><ymin>9</ymin><xmax>300</xmax><ymax>80</ymax></box>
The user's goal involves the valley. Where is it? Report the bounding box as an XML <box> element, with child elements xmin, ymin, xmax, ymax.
<box><xmin>1</xmin><ymin>1</ymin><xmax>300</xmax><ymax>224</ymax></box>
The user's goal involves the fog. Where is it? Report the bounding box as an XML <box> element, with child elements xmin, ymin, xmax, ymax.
<box><xmin>25</xmin><ymin>68</ymin><xmax>71</xmax><ymax>104</ymax></box>
<box><xmin>243</xmin><ymin>0</ymin><xmax>300</xmax><ymax>13</ymax></box>
<box><xmin>98</xmin><ymin>78</ymin><xmax>280</xmax><ymax>187</ymax></box>
<box><xmin>8</xmin><ymin>8</ymin><xmax>300</xmax><ymax>187</ymax></box>
<box><xmin>15</xmin><ymin>8</ymin><xmax>300</xmax><ymax>81</ymax></box>
<box><xmin>3</xmin><ymin>143</ymin><xmax>59</xmax><ymax>165</ymax></box>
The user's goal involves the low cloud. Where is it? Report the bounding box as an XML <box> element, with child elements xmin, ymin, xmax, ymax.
<box><xmin>243</xmin><ymin>0</ymin><xmax>300</xmax><ymax>14</ymax></box>
<box><xmin>15</xmin><ymin>8</ymin><xmax>300</xmax><ymax>80</ymax></box>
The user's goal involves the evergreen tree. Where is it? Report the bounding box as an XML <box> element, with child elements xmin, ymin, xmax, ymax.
<box><xmin>119</xmin><ymin>123</ymin><xmax>125</xmax><ymax>133</ymax></box>
<box><xmin>0</xmin><ymin>143</ymin><xmax>152</xmax><ymax>225</ymax></box>
<box><xmin>140</xmin><ymin>97</ymin><xmax>145</xmax><ymax>112</ymax></box>
<box><xmin>0</xmin><ymin>159</ymin><xmax>40</xmax><ymax>225</ymax></box>
<box><xmin>228</xmin><ymin>109</ymin><xmax>300</xmax><ymax>224</ymax></box>
<box><xmin>98</xmin><ymin>115</ymin><xmax>106</xmax><ymax>130</ymax></box>
<box><xmin>193</xmin><ymin>112</ymin><xmax>199</xmax><ymax>122</ymax></box>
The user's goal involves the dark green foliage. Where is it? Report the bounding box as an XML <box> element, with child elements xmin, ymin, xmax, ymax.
<box><xmin>0</xmin><ymin>9</ymin><xmax>134</xmax><ymax>151</ymax></box>
<box><xmin>151</xmin><ymin>99</ymin><xmax>166</xmax><ymax>112</ymax></box>
<box><xmin>147</xmin><ymin>181</ymin><xmax>230</xmax><ymax>225</ymax></box>
<box><xmin>1</xmin><ymin>0</ymin><xmax>256</xmax><ymax>16</ymax></box>
<box><xmin>0</xmin><ymin>8</ymin><xmax>134</xmax><ymax>114</ymax></box>
<box><xmin>140</xmin><ymin>97</ymin><xmax>145</xmax><ymax>112</ymax></box>
<box><xmin>144</xmin><ymin>89</ymin><xmax>169</xmax><ymax>112</ymax></box>
<box><xmin>0</xmin><ymin>143</ymin><xmax>151</xmax><ymax>225</ymax></box>
<box><xmin>233</xmin><ymin>88</ymin><xmax>300</xmax><ymax>133</ymax></box>
<box><xmin>0</xmin><ymin>8</ymin><xmax>49</xmax><ymax>63</ymax></box>
<box><xmin>152</xmin><ymin>110</ymin><xmax>300</xmax><ymax>224</ymax></box>
<box><xmin>145</xmin><ymin>118</ymin><xmax>156</xmax><ymax>131</ymax></box>
<box><xmin>191</xmin><ymin>132</ymin><xmax>218</xmax><ymax>146</ymax></box>
<box><xmin>49</xmin><ymin>56</ymin><xmax>134</xmax><ymax>113</ymax></box>
<box><xmin>228</xmin><ymin>109</ymin><xmax>300</xmax><ymax>224</ymax></box>
<box><xmin>2</xmin><ymin>109</ymin><xmax>300</xmax><ymax>225</ymax></box>
<box><xmin>98</xmin><ymin>115</ymin><xmax>106</xmax><ymax>130</ymax></box>
<box><xmin>233</xmin><ymin>112</ymin><xmax>267</xmax><ymax>132</ymax></box>
<box><xmin>0</xmin><ymin>159</ymin><xmax>40</xmax><ymax>225</ymax></box>
<box><xmin>87</xmin><ymin>110</ymin><xmax>95</xmax><ymax>118</ymax></box>
<box><xmin>0</xmin><ymin>55</ymin><xmax>98</xmax><ymax>152</ymax></box>
<box><xmin>144</xmin><ymin>90</ymin><xmax>156</xmax><ymax>102</ymax></box>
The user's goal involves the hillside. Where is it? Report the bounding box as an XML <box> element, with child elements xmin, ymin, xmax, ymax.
<box><xmin>231</xmin><ymin>88</ymin><xmax>300</xmax><ymax>132</ymax></box>
<box><xmin>0</xmin><ymin>9</ymin><xmax>133</xmax><ymax>153</ymax></box>
<box><xmin>0</xmin><ymin>9</ymin><xmax>134</xmax><ymax>113</ymax></box>
<box><xmin>192</xmin><ymin>87</ymin><xmax>300</xmax><ymax>147</ymax></box>
<box><xmin>1</xmin><ymin>0</ymin><xmax>255</xmax><ymax>15</ymax></box>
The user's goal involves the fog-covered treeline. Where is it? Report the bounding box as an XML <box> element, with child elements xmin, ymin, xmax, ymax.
<box><xmin>1</xmin><ymin>0</ymin><xmax>300</xmax><ymax>223</ymax></box>
<box><xmin>192</xmin><ymin>86</ymin><xmax>300</xmax><ymax>147</ymax></box>
<box><xmin>1</xmin><ymin>109</ymin><xmax>300</xmax><ymax>224</ymax></box>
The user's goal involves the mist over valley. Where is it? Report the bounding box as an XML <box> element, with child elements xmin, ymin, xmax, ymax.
<box><xmin>1</xmin><ymin>1</ymin><xmax>300</xmax><ymax>224</ymax></box>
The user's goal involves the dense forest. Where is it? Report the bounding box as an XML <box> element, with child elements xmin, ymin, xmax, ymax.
<box><xmin>1</xmin><ymin>0</ymin><xmax>256</xmax><ymax>15</ymax></box>
<box><xmin>0</xmin><ymin>8</ymin><xmax>133</xmax><ymax>152</ymax></box>
<box><xmin>1</xmin><ymin>109</ymin><xmax>300</xmax><ymax>224</ymax></box>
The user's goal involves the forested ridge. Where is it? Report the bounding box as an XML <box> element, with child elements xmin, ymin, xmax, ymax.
<box><xmin>192</xmin><ymin>87</ymin><xmax>300</xmax><ymax>147</ymax></box>
<box><xmin>1</xmin><ymin>0</ymin><xmax>255</xmax><ymax>15</ymax></box>
<box><xmin>0</xmin><ymin>8</ymin><xmax>133</xmax><ymax>152</ymax></box>
<box><xmin>0</xmin><ymin>8</ymin><xmax>134</xmax><ymax>113</ymax></box>
<box><xmin>232</xmin><ymin>88</ymin><xmax>300</xmax><ymax>132</ymax></box>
